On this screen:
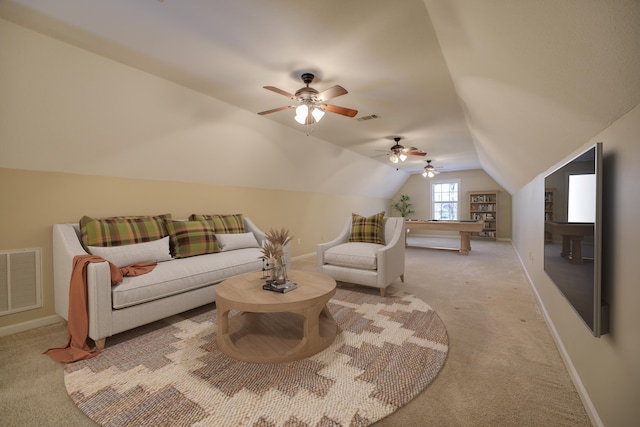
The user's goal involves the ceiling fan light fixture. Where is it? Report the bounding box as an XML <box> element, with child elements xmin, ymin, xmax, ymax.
<box><xmin>389</xmin><ymin>154</ymin><xmax>399</xmax><ymax>163</ymax></box>
<box><xmin>259</xmin><ymin>73</ymin><xmax>357</xmax><ymax>126</ymax></box>
<box><xmin>294</xmin><ymin>104</ymin><xmax>308</xmax><ymax>124</ymax></box>
<box><xmin>311</xmin><ymin>107</ymin><xmax>325</xmax><ymax>122</ymax></box>
<box><xmin>399</xmin><ymin>153</ymin><xmax>408</xmax><ymax>162</ymax></box>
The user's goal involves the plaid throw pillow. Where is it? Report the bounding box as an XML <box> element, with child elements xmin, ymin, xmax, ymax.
<box><xmin>189</xmin><ymin>213</ymin><xmax>245</xmax><ymax>234</ymax></box>
<box><xmin>80</xmin><ymin>214</ymin><xmax>171</xmax><ymax>249</ymax></box>
<box><xmin>166</xmin><ymin>220</ymin><xmax>221</xmax><ymax>258</ymax></box>
<box><xmin>349</xmin><ymin>212</ymin><xmax>385</xmax><ymax>245</ymax></box>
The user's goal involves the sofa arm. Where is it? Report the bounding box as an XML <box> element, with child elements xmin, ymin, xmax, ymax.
<box><xmin>244</xmin><ymin>217</ymin><xmax>266</xmax><ymax>246</ymax></box>
<box><xmin>53</xmin><ymin>223</ymin><xmax>114</xmax><ymax>342</ymax></box>
<box><xmin>375</xmin><ymin>218</ymin><xmax>406</xmax><ymax>286</ymax></box>
<box><xmin>86</xmin><ymin>261</ymin><xmax>115</xmax><ymax>341</ymax></box>
<box><xmin>317</xmin><ymin>218</ymin><xmax>351</xmax><ymax>271</ymax></box>
<box><xmin>53</xmin><ymin>224</ymin><xmax>88</xmax><ymax>320</ymax></box>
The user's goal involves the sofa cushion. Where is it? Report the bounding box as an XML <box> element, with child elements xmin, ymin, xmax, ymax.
<box><xmin>111</xmin><ymin>248</ymin><xmax>264</xmax><ymax>309</ymax></box>
<box><xmin>80</xmin><ymin>214</ymin><xmax>171</xmax><ymax>249</ymax></box>
<box><xmin>166</xmin><ymin>220</ymin><xmax>221</xmax><ymax>258</ymax></box>
<box><xmin>324</xmin><ymin>242</ymin><xmax>382</xmax><ymax>270</ymax></box>
<box><xmin>215</xmin><ymin>232</ymin><xmax>260</xmax><ymax>252</ymax></box>
<box><xmin>349</xmin><ymin>212</ymin><xmax>385</xmax><ymax>245</ymax></box>
<box><xmin>190</xmin><ymin>213</ymin><xmax>245</xmax><ymax>234</ymax></box>
<box><xmin>88</xmin><ymin>236</ymin><xmax>172</xmax><ymax>268</ymax></box>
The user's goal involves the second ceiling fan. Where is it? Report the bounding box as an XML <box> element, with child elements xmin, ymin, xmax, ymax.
<box><xmin>258</xmin><ymin>73</ymin><xmax>358</xmax><ymax>125</ymax></box>
<box><xmin>384</xmin><ymin>137</ymin><xmax>427</xmax><ymax>164</ymax></box>
<box><xmin>422</xmin><ymin>160</ymin><xmax>441</xmax><ymax>177</ymax></box>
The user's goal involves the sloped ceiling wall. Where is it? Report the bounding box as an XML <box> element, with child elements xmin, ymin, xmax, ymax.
<box><xmin>425</xmin><ymin>0</ymin><xmax>640</xmax><ymax>193</ymax></box>
<box><xmin>0</xmin><ymin>18</ymin><xmax>409</xmax><ymax>199</ymax></box>
<box><xmin>1</xmin><ymin>1</ymin><xmax>639</xmax><ymax>196</ymax></box>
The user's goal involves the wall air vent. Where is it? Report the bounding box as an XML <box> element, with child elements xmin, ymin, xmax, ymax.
<box><xmin>0</xmin><ymin>248</ymin><xmax>42</xmax><ymax>316</ymax></box>
<box><xmin>356</xmin><ymin>114</ymin><xmax>380</xmax><ymax>122</ymax></box>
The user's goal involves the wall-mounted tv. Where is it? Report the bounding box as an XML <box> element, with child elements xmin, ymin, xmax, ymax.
<box><xmin>543</xmin><ymin>142</ymin><xmax>608</xmax><ymax>337</ymax></box>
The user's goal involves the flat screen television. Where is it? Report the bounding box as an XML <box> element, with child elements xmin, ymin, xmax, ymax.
<box><xmin>543</xmin><ymin>142</ymin><xmax>608</xmax><ymax>337</ymax></box>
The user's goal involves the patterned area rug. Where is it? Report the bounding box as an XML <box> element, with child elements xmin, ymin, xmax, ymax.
<box><xmin>64</xmin><ymin>287</ymin><xmax>449</xmax><ymax>426</ymax></box>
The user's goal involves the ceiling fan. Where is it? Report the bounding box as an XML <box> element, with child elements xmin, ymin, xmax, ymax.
<box><xmin>381</xmin><ymin>137</ymin><xmax>427</xmax><ymax>164</ymax></box>
<box><xmin>422</xmin><ymin>160</ymin><xmax>441</xmax><ymax>177</ymax></box>
<box><xmin>257</xmin><ymin>73</ymin><xmax>358</xmax><ymax>125</ymax></box>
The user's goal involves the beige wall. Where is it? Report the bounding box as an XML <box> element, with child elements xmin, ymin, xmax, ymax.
<box><xmin>391</xmin><ymin>169</ymin><xmax>512</xmax><ymax>239</ymax></box>
<box><xmin>0</xmin><ymin>167</ymin><xmax>388</xmax><ymax>330</ymax></box>
<box><xmin>512</xmin><ymin>103</ymin><xmax>640</xmax><ymax>426</ymax></box>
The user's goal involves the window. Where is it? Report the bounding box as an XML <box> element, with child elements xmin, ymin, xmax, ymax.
<box><xmin>568</xmin><ymin>173</ymin><xmax>596</xmax><ymax>222</ymax></box>
<box><xmin>431</xmin><ymin>180</ymin><xmax>459</xmax><ymax>220</ymax></box>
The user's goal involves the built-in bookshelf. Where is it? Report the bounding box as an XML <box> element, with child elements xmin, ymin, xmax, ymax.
<box><xmin>469</xmin><ymin>190</ymin><xmax>498</xmax><ymax>240</ymax></box>
<box><xmin>544</xmin><ymin>188</ymin><xmax>555</xmax><ymax>242</ymax></box>
<box><xmin>544</xmin><ymin>189</ymin><xmax>555</xmax><ymax>221</ymax></box>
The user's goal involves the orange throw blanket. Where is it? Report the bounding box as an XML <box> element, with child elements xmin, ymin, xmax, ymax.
<box><xmin>45</xmin><ymin>255</ymin><xmax>156</xmax><ymax>363</ymax></box>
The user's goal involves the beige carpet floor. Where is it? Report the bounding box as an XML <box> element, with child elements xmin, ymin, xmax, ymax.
<box><xmin>0</xmin><ymin>237</ymin><xmax>592</xmax><ymax>426</ymax></box>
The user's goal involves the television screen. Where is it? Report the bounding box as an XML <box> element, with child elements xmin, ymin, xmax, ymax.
<box><xmin>543</xmin><ymin>142</ymin><xmax>607</xmax><ymax>337</ymax></box>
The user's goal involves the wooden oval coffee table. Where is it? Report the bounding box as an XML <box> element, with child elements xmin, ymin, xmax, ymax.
<box><xmin>215</xmin><ymin>270</ymin><xmax>337</xmax><ymax>363</ymax></box>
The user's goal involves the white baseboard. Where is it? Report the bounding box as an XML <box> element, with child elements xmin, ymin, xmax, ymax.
<box><xmin>0</xmin><ymin>314</ymin><xmax>63</xmax><ymax>337</ymax></box>
<box><xmin>291</xmin><ymin>252</ymin><xmax>316</xmax><ymax>261</ymax></box>
<box><xmin>512</xmin><ymin>244</ymin><xmax>604</xmax><ymax>427</ymax></box>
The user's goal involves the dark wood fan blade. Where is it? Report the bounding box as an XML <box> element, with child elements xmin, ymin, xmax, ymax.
<box><xmin>403</xmin><ymin>147</ymin><xmax>427</xmax><ymax>156</ymax></box>
<box><xmin>263</xmin><ymin>86</ymin><xmax>296</xmax><ymax>99</ymax></box>
<box><xmin>317</xmin><ymin>85</ymin><xmax>348</xmax><ymax>101</ymax></box>
<box><xmin>323</xmin><ymin>104</ymin><xmax>358</xmax><ymax>117</ymax></box>
<box><xmin>257</xmin><ymin>105</ymin><xmax>293</xmax><ymax>115</ymax></box>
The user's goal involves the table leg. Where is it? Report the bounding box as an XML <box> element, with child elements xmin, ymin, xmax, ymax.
<box><xmin>561</xmin><ymin>235</ymin><xmax>571</xmax><ymax>258</ymax></box>
<box><xmin>459</xmin><ymin>231</ymin><xmax>472</xmax><ymax>256</ymax></box>
<box><xmin>569</xmin><ymin>235</ymin><xmax>584</xmax><ymax>264</ymax></box>
<box><xmin>216</xmin><ymin>300</ymin><xmax>233</xmax><ymax>355</ymax></box>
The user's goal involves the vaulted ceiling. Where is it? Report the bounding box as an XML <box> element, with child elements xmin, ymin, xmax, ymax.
<box><xmin>1</xmin><ymin>0</ymin><xmax>639</xmax><ymax>194</ymax></box>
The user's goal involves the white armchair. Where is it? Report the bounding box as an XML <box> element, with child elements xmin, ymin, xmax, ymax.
<box><xmin>317</xmin><ymin>216</ymin><xmax>405</xmax><ymax>296</ymax></box>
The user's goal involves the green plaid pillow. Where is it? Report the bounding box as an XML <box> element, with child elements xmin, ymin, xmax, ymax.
<box><xmin>189</xmin><ymin>213</ymin><xmax>245</xmax><ymax>234</ymax></box>
<box><xmin>166</xmin><ymin>220</ymin><xmax>221</xmax><ymax>258</ymax></box>
<box><xmin>349</xmin><ymin>212</ymin><xmax>385</xmax><ymax>245</ymax></box>
<box><xmin>80</xmin><ymin>214</ymin><xmax>171</xmax><ymax>249</ymax></box>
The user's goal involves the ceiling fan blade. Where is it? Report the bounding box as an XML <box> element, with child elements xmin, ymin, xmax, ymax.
<box><xmin>407</xmin><ymin>151</ymin><xmax>427</xmax><ymax>156</ymax></box>
<box><xmin>257</xmin><ymin>105</ymin><xmax>293</xmax><ymax>115</ymax></box>
<box><xmin>263</xmin><ymin>86</ymin><xmax>296</xmax><ymax>99</ymax></box>
<box><xmin>323</xmin><ymin>104</ymin><xmax>358</xmax><ymax>118</ymax></box>
<box><xmin>317</xmin><ymin>85</ymin><xmax>348</xmax><ymax>101</ymax></box>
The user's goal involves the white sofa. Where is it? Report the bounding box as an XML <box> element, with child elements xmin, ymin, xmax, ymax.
<box><xmin>53</xmin><ymin>217</ymin><xmax>280</xmax><ymax>349</ymax></box>
<box><xmin>317</xmin><ymin>216</ymin><xmax>405</xmax><ymax>297</ymax></box>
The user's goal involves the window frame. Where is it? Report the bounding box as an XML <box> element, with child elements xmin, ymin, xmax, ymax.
<box><xmin>431</xmin><ymin>179</ymin><xmax>460</xmax><ymax>220</ymax></box>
